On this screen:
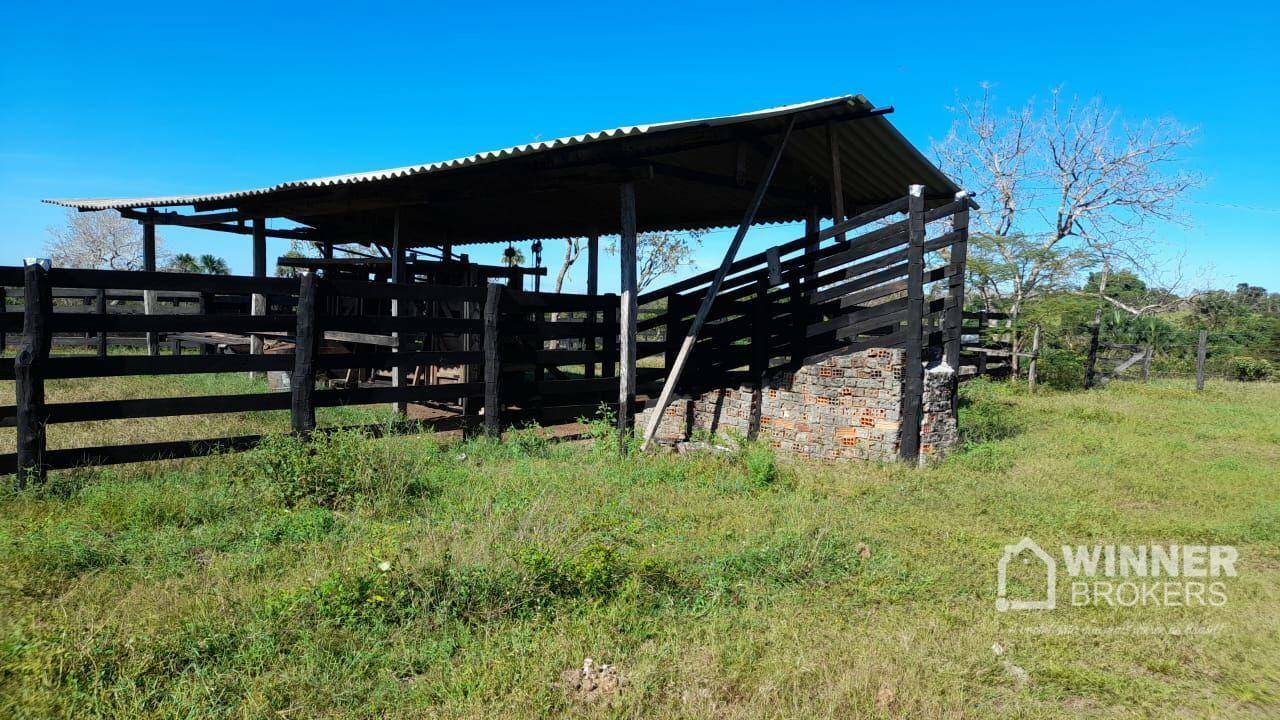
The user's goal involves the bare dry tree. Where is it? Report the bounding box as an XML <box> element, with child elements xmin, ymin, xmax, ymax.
<box><xmin>934</xmin><ymin>85</ymin><xmax>1202</xmax><ymax>359</ymax></box>
<box><xmin>44</xmin><ymin>210</ymin><xmax>168</xmax><ymax>270</ymax></box>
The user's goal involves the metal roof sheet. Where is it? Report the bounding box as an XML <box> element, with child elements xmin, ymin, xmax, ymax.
<box><xmin>45</xmin><ymin>96</ymin><xmax>868</xmax><ymax>212</ymax></box>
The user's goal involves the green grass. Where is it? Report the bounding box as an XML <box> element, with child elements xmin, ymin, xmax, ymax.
<box><xmin>0</xmin><ymin>377</ymin><xmax>1277</xmax><ymax>718</ymax></box>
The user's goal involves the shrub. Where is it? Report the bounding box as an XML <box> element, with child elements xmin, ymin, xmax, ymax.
<box><xmin>241</xmin><ymin>429</ymin><xmax>385</xmax><ymax>508</ymax></box>
<box><xmin>1230</xmin><ymin>356</ymin><xmax>1274</xmax><ymax>382</ymax></box>
<box><xmin>1038</xmin><ymin>348</ymin><xmax>1087</xmax><ymax>390</ymax></box>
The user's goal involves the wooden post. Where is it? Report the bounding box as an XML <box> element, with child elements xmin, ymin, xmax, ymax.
<box><xmin>976</xmin><ymin>310</ymin><xmax>990</xmax><ymax>378</ymax></box>
<box><xmin>618</xmin><ymin>182</ymin><xmax>638</xmax><ymax>444</ymax></box>
<box><xmin>142</xmin><ymin>218</ymin><xmax>159</xmax><ymax>356</ymax></box>
<box><xmin>390</xmin><ymin>209</ymin><xmax>408</xmax><ymax>415</ymax></box>
<box><xmin>602</xmin><ymin>293</ymin><xmax>618</xmax><ymax>381</ymax></box>
<box><xmin>15</xmin><ymin>261</ymin><xmax>51</xmax><ymax>486</ymax></box>
<box><xmin>639</xmin><ymin>116</ymin><xmax>796</xmax><ymax>450</ymax></box>
<box><xmin>96</xmin><ymin>288</ymin><xmax>108</xmax><ymax>357</ymax></box>
<box><xmin>898</xmin><ymin>185</ymin><xmax>926</xmax><ymax>462</ymax></box>
<box><xmin>483</xmin><ymin>283</ymin><xmax>504</xmax><ymax>437</ymax></box>
<box><xmin>585</xmin><ymin>233</ymin><xmax>599</xmax><ymax>380</ymax></box>
<box><xmin>1084</xmin><ymin>315</ymin><xmax>1101</xmax><ymax>389</ymax></box>
<box><xmin>827</xmin><ymin>122</ymin><xmax>846</xmax><ymax>243</ymax></box>
<box><xmin>750</xmin><ymin>275</ymin><xmax>770</xmax><ymax>381</ymax></box>
<box><xmin>461</xmin><ymin>266</ymin><xmax>481</xmax><ymax>432</ymax></box>
<box><xmin>291</xmin><ymin>271</ymin><xmax>319</xmax><ymax>434</ymax></box>
<box><xmin>249</xmin><ymin>217</ymin><xmax>267</xmax><ymax>378</ymax></box>
<box><xmin>1027</xmin><ymin>325</ymin><xmax>1041</xmax><ymax>392</ymax></box>
<box><xmin>1195</xmin><ymin>329</ymin><xmax>1207</xmax><ymax>391</ymax></box>
<box><xmin>943</xmin><ymin>192</ymin><xmax>969</xmax><ymax>372</ymax></box>
<box><xmin>793</xmin><ymin>210</ymin><xmax>819</xmax><ymax>368</ymax></box>
<box><xmin>1141</xmin><ymin>344</ymin><xmax>1153</xmax><ymax>382</ymax></box>
<box><xmin>0</xmin><ymin>286</ymin><xmax>6</xmax><ymax>354</ymax></box>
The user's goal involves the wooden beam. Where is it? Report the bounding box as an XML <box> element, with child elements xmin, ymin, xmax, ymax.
<box><xmin>248</xmin><ymin>218</ymin><xmax>267</xmax><ymax>377</ymax></box>
<box><xmin>618</xmin><ymin>183</ymin><xmax>638</xmax><ymax>444</ymax></box>
<box><xmin>141</xmin><ymin>217</ymin><xmax>159</xmax><ymax>355</ymax></box>
<box><xmin>586</xmin><ymin>233</ymin><xmax>599</xmax><ymax>379</ymax></box>
<box><xmin>827</xmin><ymin>122</ymin><xmax>846</xmax><ymax>242</ymax></box>
<box><xmin>121</xmin><ymin>208</ymin><xmax>253</xmax><ymax>226</ymax></box>
<box><xmin>898</xmin><ymin>185</ymin><xmax>925</xmax><ymax>462</ymax></box>
<box><xmin>639</xmin><ymin>115</ymin><xmax>796</xmax><ymax>451</ymax></box>
<box><xmin>390</xmin><ymin>208</ymin><xmax>407</xmax><ymax>415</ymax></box>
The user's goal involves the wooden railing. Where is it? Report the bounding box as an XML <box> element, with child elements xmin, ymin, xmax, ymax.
<box><xmin>1</xmin><ymin>264</ymin><xmax>621</xmax><ymax>483</ymax></box>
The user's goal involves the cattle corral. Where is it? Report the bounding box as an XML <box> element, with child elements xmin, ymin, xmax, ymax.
<box><xmin>4</xmin><ymin>95</ymin><xmax>1001</xmax><ymax>481</ymax></box>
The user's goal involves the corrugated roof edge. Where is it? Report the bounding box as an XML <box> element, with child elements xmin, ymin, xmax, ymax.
<box><xmin>44</xmin><ymin>95</ymin><xmax>869</xmax><ymax>212</ymax></box>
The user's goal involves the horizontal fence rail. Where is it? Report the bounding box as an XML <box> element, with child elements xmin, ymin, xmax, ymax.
<box><xmin>2</xmin><ymin>264</ymin><xmax>622</xmax><ymax>482</ymax></box>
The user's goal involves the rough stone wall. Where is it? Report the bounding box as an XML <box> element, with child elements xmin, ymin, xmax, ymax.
<box><xmin>637</xmin><ymin>348</ymin><xmax>959</xmax><ymax>464</ymax></box>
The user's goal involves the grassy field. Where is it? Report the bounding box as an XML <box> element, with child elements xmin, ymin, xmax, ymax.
<box><xmin>0</xmin><ymin>375</ymin><xmax>1277</xmax><ymax>718</ymax></box>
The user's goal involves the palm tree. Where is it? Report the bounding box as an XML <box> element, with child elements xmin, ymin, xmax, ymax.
<box><xmin>198</xmin><ymin>254</ymin><xmax>230</xmax><ymax>275</ymax></box>
<box><xmin>501</xmin><ymin>244</ymin><xmax>525</xmax><ymax>267</ymax></box>
<box><xmin>168</xmin><ymin>253</ymin><xmax>202</xmax><ymax>273</ymax></box>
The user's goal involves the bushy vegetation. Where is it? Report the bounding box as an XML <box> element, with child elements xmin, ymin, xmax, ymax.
<box><xmin>1013</xmin><ymin>275</ymin><xmax>1280</xmax><ymax>388</ymax></box>
<box><xmin>0</xmin><ymin>377</ymin><xmax>1277</xmax><ymax>718</ymax></box>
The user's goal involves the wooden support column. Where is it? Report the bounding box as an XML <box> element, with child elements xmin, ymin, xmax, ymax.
<box><xmin>585</xmin><ymin>233</ymin><xmax>599</xmax><ymax>379</ymax></box>
<box><xmin>15</xmin><ymin>261</ymin><xmax>51</xmax><ymax>486</ymax></box>
<box><xmin>793</xmin><ymin>209</ymin><xmax>819</xmax><ymax>368</ymax></box>
<box><xmin>827</xmin><ymin>122</ymin><xmax>846</xmax><ymax>243</ymax></box>
<box><xmin>639</xmin><ymin>116</ymin><xmax>796</xmax><ymax>451</ymax></box>
<box><xmin>390</xmin><ymin>209</ymin><xmax>408</xmax><ymax>415</ymax></box>
<box><xmin>291</xmin><ymin>271</ymin><xmax>319</xmax><ymax>434</ymax></box>
<box><xmin>0</xmin><ymin>286</ymin><xmax>6</xmax><ymax>354</ymax></box>
<box><xmin>483</xmin><ymin>282</ymin><xmax>504</xmax><ymax>436</ymax></box>
<box><xmin>142</xmin><ymin>217</ymin><xmax>159</xmax><ymax>356</ymax></box>
<box><xmin>943</xmin><ymin>191</ymin><xmax>969</xmax><ymax>371</ymax></box>
<box><xmin>618</xmin><ymin>183</ymin><xmax>638</xmax><ymax>444</ymax></box>
<box><xmin>249</xmin><ymin>218</ymin><xmax>267</xmax><ymax>378</ymax></box>
<box><xmin>898</xmin><ymin>185</ymin><xmax>926</xmax><ymax>462</ymax></box>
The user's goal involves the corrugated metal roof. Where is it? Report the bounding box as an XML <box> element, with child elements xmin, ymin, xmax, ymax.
<box><xmin>44</xmin><ymin>96</ymin><xmax>868</xmax><ymax>212</ymax></box>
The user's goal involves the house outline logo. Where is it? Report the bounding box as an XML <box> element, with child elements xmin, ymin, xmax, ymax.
<box><xmin>996</xmin><ymin>537</ymin><xmax>1056</xmax><ymax>612</ymax></box>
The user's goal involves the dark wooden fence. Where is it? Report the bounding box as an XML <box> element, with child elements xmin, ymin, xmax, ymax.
<box><xmin>958</xmin><ymin>310</ymin><xmax>1015</xmax><ymax>382</ymax></box>
<box><xmin>1</xmin><ymin>264</ymin><xmax>620</xmax><ymax>483</ymax></box>
<box><xmin>635</xmin><ymin>190</ymin><xmax>972</xmax><ymax>459</ymax></box>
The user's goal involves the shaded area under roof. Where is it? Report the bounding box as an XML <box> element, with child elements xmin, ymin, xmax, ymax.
<box><xmin>45</xmin><ymin>95</ymin><xmax>961</xmax><ymax>247</ymax></box>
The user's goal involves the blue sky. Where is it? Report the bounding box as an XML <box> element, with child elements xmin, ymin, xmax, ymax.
<box><xmin>2</xmin><ymin>1</ymin><xmax>1277</xmax><ymax>293</ymax></box>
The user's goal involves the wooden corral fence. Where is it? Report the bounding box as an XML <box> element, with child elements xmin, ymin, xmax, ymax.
<box><xmin>957</xmin><ymin>310</ymin><xmax>1016</xmax><ymax>382</ymax></box>
<box><xmin>635</xmin><ymin>190</ymin><xmax>973</xmax><ymax>458</ymax></box>
<box><xmin>3</xmin><ymin>190</ymin><xmax>976</xmax><ymax>481</ymax></box>
<box><xmin>0</xmin><ymin>263</ymin><xmax>621</xmax><ymax>484</ymax></box>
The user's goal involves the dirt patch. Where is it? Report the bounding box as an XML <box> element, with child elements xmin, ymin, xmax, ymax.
<box><xmin>560</xmin><ymin>658</ymin><xmax>626</xmax><ymax>704</ymax></box>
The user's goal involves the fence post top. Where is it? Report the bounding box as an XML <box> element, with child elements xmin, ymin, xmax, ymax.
<box><xmin>23</xmin><ymin>258</ymin><xmax>50</xmax><ymax>270</ymax></box>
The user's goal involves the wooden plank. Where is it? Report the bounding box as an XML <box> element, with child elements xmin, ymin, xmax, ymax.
<box><xmin>618</xmin><ymin>182</ymin><xmax>638</xmax><ymax>442</ymax></box>
<box><xmin>639</xmin><ymin>116</ymin><xmax>796</xmax><ymax>451</ymax></box>
<box><xmin>45</xmin><ymin>267</ymin><xmax>299</xmax><ymax>295</ymax></box>
<box><xmin>635</xmin><ymin>195</ymin><xmax>908</xmax><ymax>305</ymax></box>
<box><xmin>765</xmin><ymin>247</ymin><xmax>782</xmax><ymax>286</ymax></box>
<box><xmin>47</xmin><ymin>314</ymin><xmax>297</xmax><ymax>333</ymax></box>
<box><xmin>899</xmin><ymin>186</ymin><xmax>926</xmax><ymax>462</ymax></box>
<box><xmin>483</xmin><ymin>283</ymin><xmax>503</xmax><ymax>436</ymax></box>
<box><xmin>313</xmin><ymin>383</ymin><xmax>484</xmax><ymax>408</ymax></box>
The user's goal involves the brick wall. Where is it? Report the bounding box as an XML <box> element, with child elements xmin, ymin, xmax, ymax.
<box><xmin>637</xmin><ymin>348</ymin><xmax>958</xmax><ymax>464</ymax></box>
